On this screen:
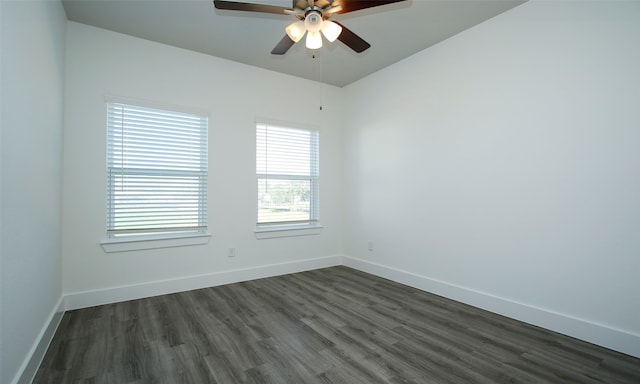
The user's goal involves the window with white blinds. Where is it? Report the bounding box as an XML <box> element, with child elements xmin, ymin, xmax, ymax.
<box><xmin>256</xmin><ymin>123</ymin><xmax>319</xmax><ymax>228</ymax></box>
<box><xmin>107</xmin><ymin>102</ymin><xmax>208</xmax><ymax>238</ymax></box>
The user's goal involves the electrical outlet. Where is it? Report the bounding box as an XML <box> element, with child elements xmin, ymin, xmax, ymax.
<box><xmin>367</xmin><ymin>241</ymin><xmax>374</xmax><ymax>251</ymax></box>
<box><xmin>227</xmin><ymin>247</ymin><xmax>236</xmax><ymax>257</ymax></box>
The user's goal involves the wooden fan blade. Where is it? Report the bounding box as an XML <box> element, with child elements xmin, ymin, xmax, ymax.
<box><xmin>332</xmin><ymin>0</ymin><xmax>406</xmax><ymax>14</ymax></box>
<box><xmin>333</xmin><ymin>22</ymin><xmax>370</xmax><ymax>53</ymax></box>
<box><xmin>271</xmin><ymin>35</ymin><xmax>296</xmax><ymax>55</ymax></box>
<box><xmin>213</xmin><ymin>0</ymin><xmax>289</xmax><ymax>15</ymax></box>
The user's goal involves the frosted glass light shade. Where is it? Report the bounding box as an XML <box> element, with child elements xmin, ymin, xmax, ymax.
<box><xmin>285</xmin><ymin>20</ymin><xmax>306</xmax><ymax>42</ymax></box>
<box><xmin>306</xmin><ymin>31</ymin><xmax>323</xmax><ymax>49</ymax></box>
<box><xmin>321</xmin><ymin>20</ymin><xmax>342</xmax><ymax>42</ymax></box>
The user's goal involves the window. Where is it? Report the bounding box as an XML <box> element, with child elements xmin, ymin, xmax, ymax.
<box><xmin>256</xmin><ymin>122</ymin><xmax>320</xmax><ymax>235</ymax></box>
<box><xmin>105</xmin><ymin>101</ymin><xmax>208</xmax><ymax>246</ymax></box>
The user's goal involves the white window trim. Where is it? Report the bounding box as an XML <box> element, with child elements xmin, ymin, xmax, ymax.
<box><xmin>104</xmin><ymin>94</ymin><xmax>210</xmax><ymax>117</ymax></box>
<box><xmin>104</xmin><ymin>95</ymin><xmax>210</xmax><ymax>249</ymax></box>
<box><xmin>255</xmin><ymin>119</ymin><xmax>321</xmax><ymax>238</ymax></box>
<box><xmin>254</xmin><ymin>225</ymin><xmax>322</xmax><ymax>239</ymax></box>
<box><xmin>101</xmin><ymin>231</ymin><xmax>211</xmax><ymax>253</ymax></box>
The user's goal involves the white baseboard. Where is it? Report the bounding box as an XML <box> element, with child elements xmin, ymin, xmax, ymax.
<box><xmin>342</xmin><ymin>255</ymin><xmax>640</xmax><ymax>358</ymax></box>
<box><xmin>55</xmin><ymin>253</ymin><xmax>639</xmax><ymax>363</ymax></box>
<box><xmin>64</xmin><ymin>255</ymin><xmax>343</xmax><ymax>310</ymax></box>
<box><xmin>13</xmin><ymin>296</ymin><xmax>65</xmax><ymax>384</ymax></box>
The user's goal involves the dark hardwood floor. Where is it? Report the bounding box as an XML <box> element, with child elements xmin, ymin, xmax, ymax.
<box><xmin>34</xmin><ymin>266</ymin><xmax>639</xmax><ymax>383</ymax></box>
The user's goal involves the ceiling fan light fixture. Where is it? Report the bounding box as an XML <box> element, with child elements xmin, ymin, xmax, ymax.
<box><xmin>321</xmin><ymin>20</ymin><xmax>342</xmax><ymax>42</ymax></box>
<box><xmin>213</xmin><ymin>0</ymin><xmax>405</xmax><ymax>55</ymax></box>
<box><xmin>306</xmin><ymin>31</ymin><xmax>323</xmax><ymax>49</ymax></box>
<box><xmin>285</xmin><ymin>20</ymin><xmax>306</xmax><ymax>42</ymax></box>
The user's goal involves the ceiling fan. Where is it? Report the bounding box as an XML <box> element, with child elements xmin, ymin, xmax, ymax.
<box><xmin>213</xmin><ymin>0</ymin><xmax>407</xmax><ymax>54</ymax></box>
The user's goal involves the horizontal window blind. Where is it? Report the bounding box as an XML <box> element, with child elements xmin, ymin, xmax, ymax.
<box><xmin>256</xmin><ymin>123</ymin><xmax>319</xmax><ymax>226</ymax></box>
<box><xmin>107</xmin><ymin>102</ymin><xmax>208</xmax><ymax>237</ymax></box>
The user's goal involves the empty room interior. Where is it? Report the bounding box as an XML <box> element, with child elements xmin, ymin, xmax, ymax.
<box><xmin>1</xmin><ymin>0</ymin><xmax>639</xmax><ymax>383</ymax></box>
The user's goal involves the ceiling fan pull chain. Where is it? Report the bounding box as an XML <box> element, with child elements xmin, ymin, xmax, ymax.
<box><xmin>313</xmin><ymin>52</ymin><xmax>323</xmax><ymax>111</ymax></box>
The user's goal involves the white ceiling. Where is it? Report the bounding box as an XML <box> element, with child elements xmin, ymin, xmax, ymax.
<box><xmin>62</xmin><ymin>0</ymin><xmax>526</xmax><ymax>87</ymax></box>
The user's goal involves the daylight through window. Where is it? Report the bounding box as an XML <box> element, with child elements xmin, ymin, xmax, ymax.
<box><xmin>106</xmin><ymin>102</ymin><xmax>208</xmax><ymax>238</ymax></box>
<box><xmin>256</xmin><ymin>123</ymin><xmax>319</xmax><ymax>229</ymax></box>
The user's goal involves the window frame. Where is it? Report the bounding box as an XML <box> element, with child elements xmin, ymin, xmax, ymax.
<box><xmin>255</xmin><ymin>120</ymin><xmax>322</xmax><ymax>238</ymax></box>
<box><xmin>101</xmin><ymin>96</ymin><xmax>210</xmax><ymax>252</ymax></box>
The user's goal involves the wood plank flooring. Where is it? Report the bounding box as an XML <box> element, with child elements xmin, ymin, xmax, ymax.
<box><xmin>34</xmin><ymin>266</ymin><xmax>640</xmax><ymax>383</ymax></box>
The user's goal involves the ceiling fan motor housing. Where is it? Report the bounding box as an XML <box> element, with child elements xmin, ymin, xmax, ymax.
<box><xmin>305</xmin><ymin>10</ymin><xmax>323</xmax><ymax>32</ymax></box>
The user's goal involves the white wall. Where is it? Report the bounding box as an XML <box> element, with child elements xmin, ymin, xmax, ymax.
<box><xmin>343</xmin><ymin>1</ymin><xmax>640</xmax><ymax>356</ymax></box>
<box><xmin>63</xmin><ymin>22</ymin><xmax>344</xmax><ymax>301</ymax></box>
<box><xmin>0</xmin><ymin>1</ymin><xmax>66</xmax><ymax>383</ymax></box>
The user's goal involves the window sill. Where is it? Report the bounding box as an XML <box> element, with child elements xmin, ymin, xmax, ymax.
<box><xmin>255</xmin><ymin>225</ymin><xmax>323</xmax><ymax>239</ymax></box>
<box><xmin>101</xmin><ymin>232</ymin><xmax>211</xmax><ymax>253</ymax></box>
